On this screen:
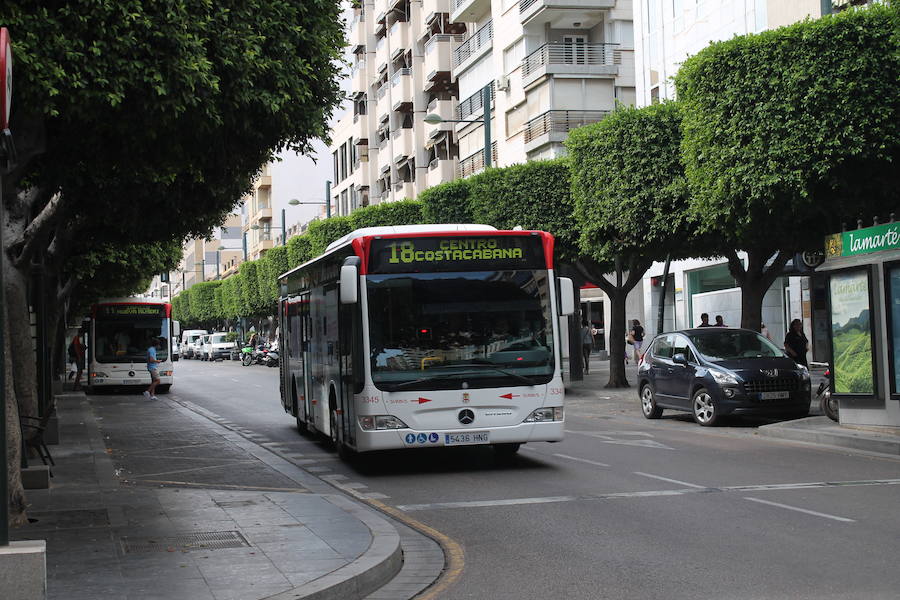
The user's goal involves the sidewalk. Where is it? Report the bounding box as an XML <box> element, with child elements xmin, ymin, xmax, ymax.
<box><xmin>566</xmin><ymin>357</ymin><xmax>900</xmax><ymax>457</ymax></box>
<box><xmin>10</xmin><ymin>390</ymin><xmax>406</xmax><ymax>600</ymax></box>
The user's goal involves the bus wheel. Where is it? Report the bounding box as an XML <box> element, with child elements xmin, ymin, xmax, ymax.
<box><xmin>493</xmin><ymin>443</ymin><xmax>521</xmax><ymax>458</ymax></box>
<box><xmin>157</xmin><ymin>384</ymin><xmax>171</xmax><ymax>394</ymax></box>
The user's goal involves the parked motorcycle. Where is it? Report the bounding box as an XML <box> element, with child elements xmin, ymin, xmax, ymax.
<box><xmin>817</xmin><ymin>368</ymin><xmax>839</xmax><ymax>422</ymax></box>
<box><xmin>262</xmin><ymin>348</ymin><xmax>279</xmax><ymax>368</ymax></box>
<box><xmin>241</xmin><ymin>345</ymin><xmax>258</xmax><ymax>366</ymax></box>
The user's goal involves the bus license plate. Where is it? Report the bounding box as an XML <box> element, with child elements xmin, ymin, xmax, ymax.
<box><xmin>444</xmin><ymin>432</ymin><xmax>489</xmax><ymax>446</ymax></box>
<box><xmin>123</xmin><ymin>379</ymin><xmax>142</xmax><ymax>384</ymax></box>
<box><xmin>760</xmin><ymin>391</ymin><xmax>790</xmax><ymax>400</ymax></box>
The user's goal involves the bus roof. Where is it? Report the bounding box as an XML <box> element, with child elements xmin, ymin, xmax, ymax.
<box><xmin>325</xmin><ymin>224</ymin><xmax>496</xmax><ymax>253</ymax></box>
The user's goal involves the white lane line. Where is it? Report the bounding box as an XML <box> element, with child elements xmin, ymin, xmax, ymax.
<box><xmin>553</xmin><ymin>454</ymin><xmax>610</xmax><ymax>468</ymax></box>
<box><xmin>231</xmin><ymin>378</ymin><xmax>239</xmax><ymax>383</ymax></box>
<box><xmin>634</xmin><ymin>472</ymin><xmax>707</xmax><ymax>489</ymax></box>
<box><xmin>744</xmin><ymin>497</ymin><xmax>856</xmax><ymax>523</ymax></box>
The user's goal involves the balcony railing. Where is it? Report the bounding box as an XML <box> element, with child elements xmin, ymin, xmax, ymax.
<box><xmin>523</xmin><ymin>110</ymin><xmax>610</xmax><ymax>143</ymax></box>
<box><xmin>425</xmin><ymin>33</ymin><xmax>466</xmax><ymax>54</ymax></box>
<box><xmin>457</xmin><ymin>142</ymin><xmax>498</xmax><ymax>178</ymax></box>
<box><xmin>457</xmin><ymin>83</ymin><xmax>495</xmax><ymax>121</ymax></box>
<box><xmin>521</xmin><ymin>42</ymin><xmax>618</xmax><ymax>78</ymax></box>
<box><xmin>375</xmin><ymin>82</ymin><xmax>388</xmax><ymax>99</ymax></box>
<box><xmin>452</xmin><ymin>20</ymin><xmax>493</xmax><ymax>68</ymax></box>
<box><xmin>390</xmin><ymin>67</ymin><xmax>412</xmax><ymax>85</ymax></box>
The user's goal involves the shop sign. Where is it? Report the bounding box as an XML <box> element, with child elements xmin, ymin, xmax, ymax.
<box><xmin>826</xmin><ymin>222</ymin><xmax>900</xmax><ymax>258</ymax></box>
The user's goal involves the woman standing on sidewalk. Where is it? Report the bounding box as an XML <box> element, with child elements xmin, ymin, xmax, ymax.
<box><xmin>629</xmin><ymin>319</ymin><xmax>645</xmax><ymax>363</ymax></box>
<box><xmin>581</xmin><ymin>320</ymin><xmax>594</xmax><ymax>374</ymax></box>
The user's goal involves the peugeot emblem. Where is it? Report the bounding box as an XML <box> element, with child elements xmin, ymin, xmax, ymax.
<box><xmin>458</xmin><ymin>409</ymin><xmax>475</xmax><ymax>425</ymax></box>
<box><xmin>760</xmin><ymin>369</ymin><xmax>779</xmax><ymax>377</ymax></box>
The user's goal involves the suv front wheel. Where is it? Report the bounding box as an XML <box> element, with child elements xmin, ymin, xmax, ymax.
<box><xmin>692</xmin><ymin>388</ymin><xmax>719</xmax><ymax>426</ymax></box>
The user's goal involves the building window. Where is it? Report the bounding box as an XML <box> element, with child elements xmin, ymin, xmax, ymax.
<box><xmin>332</xmin><ymin>150</ymin><xmax>339</xmax><ymax>182</ymax></box>
<box><xmin>887</xmin><ymin>265</ymin><xmax>900</xmax><ymax>396</ymax></box>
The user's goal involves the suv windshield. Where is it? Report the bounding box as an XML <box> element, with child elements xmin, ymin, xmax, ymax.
<box><xmin>366</xmin><ymin>270</ymin><xmax>555</xmax><ymax>391</ymax></box>
<box><xmin>688</xmin><ymin>330</ymin><xmax>784</xmax><ymax>362</ymax></box>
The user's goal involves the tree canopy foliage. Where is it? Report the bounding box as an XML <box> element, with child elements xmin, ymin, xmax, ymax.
<box><xmin>675</xmin><ymin>3</ymin><xmax>900</xmax><ymax>327</ymax></box>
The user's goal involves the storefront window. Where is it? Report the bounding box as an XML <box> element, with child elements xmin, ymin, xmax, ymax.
<box><xmin>889</xmin><ymin>267</ymin><xmax>900</xmax><ymax>395</ymax></box>
<box><xmin>829</xmin><ymin>270</ymin><xmax>874</xmax><ymax>394</ymax></box>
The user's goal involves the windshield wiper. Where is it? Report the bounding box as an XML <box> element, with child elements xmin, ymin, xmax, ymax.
<box><xmin>432</xmin><ymin>363</ymin><xmax>539</xmax><ymax>386</ymax></box>
<box><xmin>387</xmin><ymin>375</ymin><xmax>468</xmax><ymax>391</ymax></box>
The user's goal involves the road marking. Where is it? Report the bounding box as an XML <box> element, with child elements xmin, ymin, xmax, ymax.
<box><xmin>565</xmin><ymin>429</ymin><xmax>674</xmax><ymax>450</ymax></box>
<box><xmin>397</xmin><ymin>478</ymin><xmax>900</xmax><ymax>512</ymax></box>
<box><xmin>552</xmin><ymin>454</ymin><xmax>610</xmax><ymax>468</ymax></box>
<box><xmin>744</xmin><ymin>497</ymin><xmax>855</xmax><ymax>522</ymax></box>
<box><xmin>634</xmin><ymin>472</ymin><xmax>707</xmax><ymax>488</ymax></box>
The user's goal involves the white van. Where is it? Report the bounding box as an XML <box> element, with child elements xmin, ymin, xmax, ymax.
<box><xmin>205</xmin><ymin>332</ymin><xmax>234</xmax><ymax>361</ymax></box>
<box><xmin>180</xmin><ymin>329</ymin><xmax>208</xmax><ymax>359</ymax></box>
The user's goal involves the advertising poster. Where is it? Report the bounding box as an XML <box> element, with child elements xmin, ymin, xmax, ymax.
<box><xmin>891</xmin><ymin>268</ymin><xmax>900</xmax><ymax>394</ymax></box>
<box><xmin>829</xmin><ymin>271</ymin><xmax>874</xmax><ymax>394</ymax></box>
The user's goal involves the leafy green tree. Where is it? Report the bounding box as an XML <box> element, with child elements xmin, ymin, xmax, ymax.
<box><xmin>1</xmin><ymin>0</ymin><xmax>345</xmax><ymax>524</ymax></box>
<box><xmin>419</xmin><ymin>179</ymin><xmax>474</xmax><ymax>224</ymax></box>
<box><xmin>348</xmin><ymin>199</ymin><xmax>425</xmax><ymax>229</ymax></box>
<box><xmin>239</xmin><ymin>261</ymin><xmax>265</xmax><ymax>318</ymax></box>
<box><xmin>259</xmin><ymin>245</ymin><xmax>290</xmax><ymax>308</ymax></box>
<box><xmin>219</xmin><ymin>274</ymin><xmax>245</xmax><ymax>324</ymax></box>
<box><xmin>568</xmin><ymin>102</ymin><xmax>706</xmax><ymax>387</ymax></box>
<box><xmin>468</xmin><ymin>161</ymin><xmax>579</xmax><ymax>261</ymax></box>
<box><xmin>287</xmin><ymin>235</ymin><xmax>313</xmax><ymax>269</ymax></box>
<box><xmin>188</xmin><ymin>281</ymin><xmax>223</xmax><ymax>329</ymax></box>
<box><xmin>675</xmin><ymin>4</ymin><xmax>900</xmax><ymax>329</ymax></box>
<box><xmin>305</xmin><ymin>217</ymin><xmax>354</xmax><ymax>256</ymax></box>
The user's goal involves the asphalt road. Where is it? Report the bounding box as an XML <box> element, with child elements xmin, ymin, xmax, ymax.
<box><xmin>169</xmin><ymin>358</ymin><xmax>900</xmax><ymax>600</ymax></box>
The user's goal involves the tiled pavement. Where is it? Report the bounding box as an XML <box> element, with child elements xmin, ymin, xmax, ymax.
<box><xmin>10</xmin><ymin>390</ymin><xmax>438</xmax><ymax>600</ymax></box>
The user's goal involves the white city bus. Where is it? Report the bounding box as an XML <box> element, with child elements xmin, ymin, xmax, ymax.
<box><xmin>87</xmin><ymin>298</ymin><xmax>175</xmax><ymax>392</ymax></box>
<box><xmin>278</xmin><ymin>225</ymin><xmax>575</xmax><ymax>457</ymax></box>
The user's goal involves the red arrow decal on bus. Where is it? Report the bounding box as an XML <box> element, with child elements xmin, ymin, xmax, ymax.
<box><xmin>418</xmin><ymin>397</ymin><xmax>431</xmax><ymax>404</ymax></box>
<box><xmin>500</xmin><ymin>393</ymin><xmax>521</xmax><ymax>400</ymax></box>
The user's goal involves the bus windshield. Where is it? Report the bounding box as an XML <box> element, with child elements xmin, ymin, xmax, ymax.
<box><xmin>366</xmin><ymin>270</ymin><xmax>555</xmax><ymax>391</ymax></box>
<box><xmin>94</xmin><ymin>314</ymin><xmax>170</xmax><ymax>363</ymax></box>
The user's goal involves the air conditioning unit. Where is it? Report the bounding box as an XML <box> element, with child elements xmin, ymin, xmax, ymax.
<box><xmin>496</xmin><ymin>75</ymin><xmax>510</xmax><ymax>91</ymax></box>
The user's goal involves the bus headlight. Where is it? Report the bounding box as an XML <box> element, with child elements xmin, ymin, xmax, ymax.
<box><xmin>358</xmin><ymin>415</ymin><xmax>409</xmax><ymax>431</ymax></box>
<box><xmin>524</xmin><ymin>407</ymin><xmax>564</xmax><ymax>423</ymax></box>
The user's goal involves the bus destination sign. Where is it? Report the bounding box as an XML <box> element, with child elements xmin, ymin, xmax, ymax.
<box><xmin>369</xmin><ymin>235</ymin><xmax>546</xmax><ymax>273</ymax></box>
<box><xmin>96</xmin><ymin>304</ymin><xmax>166</xmax><ymax>318</ymax></box>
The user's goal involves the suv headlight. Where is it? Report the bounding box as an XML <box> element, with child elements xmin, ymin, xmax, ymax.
<box><xmin>358</xmin><ymin>415</ymin><xmax>408</xmax><ymax>431</ymax></box>
<box><xmin>709</xmin><ymin>369</ymin><xmax>740</xmax><ymax>385</ymax></box>
<box><xmin>524</xmin><ymin>407</ymin><xmax>564</xmax><ymax>423</ymax></box>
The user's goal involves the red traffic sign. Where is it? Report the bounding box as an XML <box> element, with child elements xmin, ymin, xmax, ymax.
<box><xmin>0</xmin><ymin>28</ymin><xmax>11</xmax><ymax>130</ymax></box>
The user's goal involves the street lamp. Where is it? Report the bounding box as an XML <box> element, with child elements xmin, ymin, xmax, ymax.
<box><xmin>289</xmin><ymin>196</ymin><xmax>332</xmax><ymax>219</ymax></box>
<box><xmin>423</xmin><ymin>84</ymin><xmax>492</xmax><ymax>169</ymax></box>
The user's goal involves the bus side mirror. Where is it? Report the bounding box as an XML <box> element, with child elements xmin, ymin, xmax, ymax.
<box><xmin>340</xmin><ymin>265</ymin><xmax>359</xmax><ymax>304</ymax></box>
<box><xmin>559</xmin><ymin>277</ymin><xmax>575</xmax><ymax>316</ymax></box>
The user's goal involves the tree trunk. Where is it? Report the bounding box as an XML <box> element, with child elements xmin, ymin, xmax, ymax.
<box><xmin>656</xmin><ymin>255</ymin><xmax>671</xmax><ymax>335</ymax></box>
<box><xmin>606</xmin><ymin>286</ymin><xmax>629</xmax><ymax>388</ymax></box>
<box><xmin>4</xmin><ymin>297</ymin><xmax>27</xmax><ymax>528</ymax></box>
<box><xmin>576</xmin><ymin>256</ymin><xmax>650</xmax><ymax>389</ymax></box>
<box><xmin>724</xmin><ymin>248</ymin><xmax>792</xmax><ymax>332</ymax></box>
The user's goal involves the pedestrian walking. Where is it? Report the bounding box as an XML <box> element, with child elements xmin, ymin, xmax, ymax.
<box><xmin>68</xmin><ymin>331</ymin><xmax>85</xmax><ymax>391</ymax></box>
<box><xmin>714</xmin><ymin>315</ymin><xmax>726</xmax><ymax>327</ymax></box>
<box><xmin>783</xmin><ymin>319</ymin><xmax>809</xmax><ymax>367</ymax></box>
<box><xmin>143</xmin><ymin>337</ymin><xmax>162</xmax><ymax>400</ymax></box>
<box><xmin>697</xmin><ymin>313</ymin><xmax>712</xmax><ymax>327</ymax></box>
<box><xmin>629</xmin><ymin>319</ymin><xmax>645</xmax><ymax>363</ymax></box>
<box><xmin>580</xmin><ymin>320</ymin><xmax>594</xmax><ymax>374</ymax></box>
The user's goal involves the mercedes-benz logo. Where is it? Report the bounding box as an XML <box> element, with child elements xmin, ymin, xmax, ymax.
<box><xmin>128</xmin><ymin>371</ymin><xmax>135</xmax><ymax>377</ymax></box>
<box><xmin>458</xmin><ymin>409</ymin><xmax>475</xmax><ymax>425</ymax></box>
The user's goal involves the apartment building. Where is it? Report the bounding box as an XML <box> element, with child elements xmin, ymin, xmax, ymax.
<box><xmin>243</xmin><ymin>164</ymin><xmax>275</xmax><ymax>260</ymax></box>
<box><xmin>330</xmin><ymin>0</ymin><xmax>635</xmax><ymax>209</ymax></box>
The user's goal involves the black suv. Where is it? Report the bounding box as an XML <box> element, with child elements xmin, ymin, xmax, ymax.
<box><xmin>637</xmin><ymin>328</ymin><xmax>811</xmax><ymax>426</ymax></box>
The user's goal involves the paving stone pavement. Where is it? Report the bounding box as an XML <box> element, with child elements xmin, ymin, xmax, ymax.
<box><xmin>10</xmin><ymin>390</ymin><xmax>421</xmax><ymax>600</ymax></box>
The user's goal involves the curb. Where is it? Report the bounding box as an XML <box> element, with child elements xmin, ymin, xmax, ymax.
<box><xmin>758</xmin><ymin>417</ymin><xmax>900</xmax><ymax>456</ymax></box>
<box><xmin>262</xmin><ymin>495</ymin><xmax>402</xmax><ymax>600</ymax></box>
